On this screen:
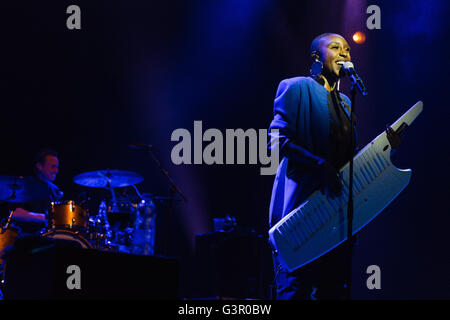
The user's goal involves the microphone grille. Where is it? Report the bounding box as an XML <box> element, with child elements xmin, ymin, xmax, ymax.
<box><xmin>342</xmin><ymin>61</ymin><xmax>354</xmax><ymax>69</ymax></box>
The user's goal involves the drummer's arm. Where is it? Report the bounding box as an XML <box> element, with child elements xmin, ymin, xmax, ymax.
<box><xmin>13</xmin><ymin>208</ymin><xmax>46</xmax><ymax>222</ymax></box>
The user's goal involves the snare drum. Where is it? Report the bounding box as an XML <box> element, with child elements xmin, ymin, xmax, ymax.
<box><xmin>41</xmin><ymin>229</ymin><xmax>92</xmax><ymax>249</ymax></box>
<box><xmin>49</xmin><ymin>200</ymin><xmax>88</xmax><ymax>230</ymax></box>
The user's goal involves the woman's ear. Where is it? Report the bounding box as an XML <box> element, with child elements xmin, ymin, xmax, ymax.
<box><xmin>311</xmin><ymin>51</ymin><xmax>320</xmax><ymax>62</ymax></box>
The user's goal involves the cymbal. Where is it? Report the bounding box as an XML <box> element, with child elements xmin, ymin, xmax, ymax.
<box><xmin>0</xmin><ymin>176</ymin><xmax>50</xmax><ymax>203</ymax></box>
<box><xmin>73</xmin><ymin>170</ymin><xmax>144</xmax><ymax>188</ymax></box>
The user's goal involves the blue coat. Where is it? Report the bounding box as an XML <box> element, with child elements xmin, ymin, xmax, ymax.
<box><xmin>268</xmin><ymin>76</ymin><xmax>354</xmax><ymax>227</ymax></box>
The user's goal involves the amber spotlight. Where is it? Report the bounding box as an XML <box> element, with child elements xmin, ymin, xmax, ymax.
<box><xmin>352</xmin><ymin>31</ymin><xmax>366</xmax><ymax>44</ymax></box>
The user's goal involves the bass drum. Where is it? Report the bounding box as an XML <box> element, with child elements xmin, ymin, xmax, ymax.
<box><xmin>41</xmin><ymin>229</ymin><xmax>92</xmax><ymax>249</ymax></box>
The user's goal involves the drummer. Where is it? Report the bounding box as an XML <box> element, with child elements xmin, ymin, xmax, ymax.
<box><xmin>12</xmin><ymin>149</ymin><xmax>63</xmax><ymax>234</ymax></box>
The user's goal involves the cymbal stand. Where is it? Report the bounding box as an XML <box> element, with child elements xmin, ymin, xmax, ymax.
<box><xmin>1</xmin><ymin>208</ymin><xmax>15</xmax><ymax>233</ymax></box>
<box><xmin>1</xmin><ymin>178</ymin><xmax>21</xmax><ymax>232</ymax></box>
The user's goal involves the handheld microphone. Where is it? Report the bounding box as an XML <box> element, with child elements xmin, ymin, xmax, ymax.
<box><xmin>338</xmin><ymin>61</ymin><xmax>368</xmax><ymax>96</ymax></box>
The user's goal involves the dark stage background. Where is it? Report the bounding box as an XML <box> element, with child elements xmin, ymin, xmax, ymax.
<box><xmin>1</xmin><ymin>0</ymin><xmax>449</xmax><ymax>299</ymax></box>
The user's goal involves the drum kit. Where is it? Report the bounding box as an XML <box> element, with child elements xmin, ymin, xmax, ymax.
<box><xmin>0</xmin><ymin>170</ymin><xmax>157</xmax><ymax>269</ymax></box>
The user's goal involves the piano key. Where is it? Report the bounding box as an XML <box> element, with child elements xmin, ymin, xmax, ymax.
<box><xmin>300</xmin><ymin>213</ymin><xmax>315</xmax><ymax>234</ymax></box>
<box><xmin>340</xmin><ymin>191</ymin><xmax>348</xmax><ymax>208</ymax></box>
<box><xmin>300</xmin><ymin>203</ymin><xmax>315</xmax><ymax>225</ymax></box>
<box><xmin>315</xmin><ymin>211</ymin><xmax>326</xmax><ymax>226</ymax></box>
<box><xmin>364</xmin><ymin>151</ymin><xmax>380</xmax><ymax>177</ymax></box>
<box><xmin>306</xmin><ymin>209</ymin><xmax>321</xmax><ymax>231</ymax></box>
<box><xmin>345</xmin><ymin>172</ymin><xmax>360</xmax><ymax>194</ymax></box>
<box><xmin>285</xmin><ymin>218</ymin><xmax>295</xmax><ymax>233</ymax></box>
<box><xmin>334</xmin><ymin>195</ymin><xmax>346</xmax><ymax>210</ymax></box>
<box><xmin>318</xmin><ymin>203</ymin><xmax>332</xmax><ymax>221</ymax></box>
<box><xmin>282</xmin><ymin>213</ymin><xmax>306</xmax><ymax>247</ymax></box>
<box><xmin>299</xmin><ymin>221</ymin><xmax>311</xmax><ymax>241</ymax></box>
<box><xmin>363</xmin><ymin>164</ymin><xmax>374</xmax><ymax>182</ymax></box>
<box><xmin>278</xmin><ymin>226</ymin><xmax>296</xmax><ymax>249</ymax></box>
<box><xmin>294</xmin><ymin>222</ymin><xmax>307</xmax><ymax>243</ymax></box>
<box><xmin>286</xmin><ymin>231</ymin><xmax>301</xmax><ymax>249</ymax></box>
<box><xmin>279</xmin><ymin>224</ymin><xmax>288</xmax><ymax>236</ymax></box>
<box><xmin>296</xmin><ymin>222</ymin><xmax>310</xmax><ymax>242</ymax></box>
<box><xmin>376</xmin><ymin>153</ymin><xmax>389</xmax><ymax>169</ymax></box>
<box><xmin>343</xmin><ymin>175</ymin><xmax>356</xmax><ymax>196</ymax></box>
<box><xmin>341</xmin><ymin>185</ymin><xmax>349</xmax><ymax>201</ymax></box>
<box><xmin>312</xmin><ymin>204</ymin><xmax>326</xmax><ymax>225</ymax></box>
<box><xmin>309</xmin><ymin>197</ymin><xmax>320</xmax><ymax>212</ymax></box>
<box><xmin>372</xmin><ymin>152</ymin><xmax>384</xmax><ymax>173</ymax></box>
<box><xmin>313</xmin><ymin>198</ymin><xmax>329</xmax><ymax>221</ymax></box>
<box><xmin>327</xmin><ymin>198</ymin><xmax>339</xmax><ymax>212</ymax></box>
<box><xmin>359</xmin><ymin>156</ymin><xmax>374</xmax><ymax>181</ymax></box>
<box><xmin>358</xmin><ymin>166</ymin><xmax>371</xmax><ymax>185</ymax></box>
<box><xmin>333</xmin><ymin>193</ymin><xmax>346</xmax><ymax>207</ymax></box>
<box><xmin>290</xmin><ymin>212</ymin><xmax>305</xmax><ymax>238</ymax></box>
<box><xmin>292</xmin><ymin>213</ymin><xmax>311</xmax><ymax>238</ymax></box>
<box><xmin>365</xmin><ymin>152</ymin><xmax>380</xmax><ymax>177</ymax></box>
<box><xmin>289</xmin><ymin>226</ymin><xmax>304</xmax><ymax>248</ymax></box>
<box><xmin>369</xmin><ymin>149</ymin><xmax>383</xmax><ymax>173</ymax></box>
<box><xmin>354</xmin><ymin>171</ymin><xmax>365</xmax><ymax>190</ymax></box>
<box><xmin>321</xmin><ymin>198</ymin><xmax>336</xmax><ymax>217</ymax></box>
<box><xmin>367</xmin><ymin>163</ymin><xmax>378</xmax><ymax>180</ymax></box>
<box><xmin>287</xmin><ymin>222</ymin><xmax>304</xmax><ymax>247</ymax></box>
<box><xmin>361</xmin><ymin>163</ymin><xmax>374</xmax><ymax>183</ymax></box>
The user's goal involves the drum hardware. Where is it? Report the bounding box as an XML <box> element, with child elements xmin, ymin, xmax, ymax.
<box><xmin>72</xmin><ymin>170</ymin><xmax>140</xmax><ymax>253</ymax></box>
<box><xmin>0</xmin><ymin>179</ymin><xmax>30</xmax><ymax>268</ymax></box>
<box><xmin>0</xmin><ymin>170</ymin><xmax>158</xmax><ymax>297</ymax></box>
<box><xmin>71</xmin><ymin>169</ymin><xmax>165</xmax><ymax>254</ymax></box>
<box><xmin>0</xmin><ymin>175</ymin><xmax>50</xmax><ymax>203</ymax></box>
<box><xmin>1</xmin><ymin>205</ymin><xmax>16</xmax><ymax>234</ymax></box>
<box><xmin>0</xmin><ymin>171</ymin><xmax>159</xmax><ymax>255</ymax></box>
<box><xmin>93</xmin><ymin>200</ymin><xmax>115</xmax><ymax>250</ymax></box>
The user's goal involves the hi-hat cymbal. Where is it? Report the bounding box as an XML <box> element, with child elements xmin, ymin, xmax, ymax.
<box><xmin>0</xmin><ymin>176</ymin><xmax>50</xmax><ymax>203</ymax></box>
<box><xmin>73</xmin><ymin>170</ymin><xmax>144</xmax><ymax>188</ymax></box>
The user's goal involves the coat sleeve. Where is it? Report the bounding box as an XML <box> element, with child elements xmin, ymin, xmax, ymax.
<box><xmin>268</xmin><ymin>79</ymin><xmax>325</xmax><ymax>168</ymax></box>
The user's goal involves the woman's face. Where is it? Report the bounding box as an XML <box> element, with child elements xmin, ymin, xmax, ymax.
<box><xmin>316</xmin><ymin>35</ymin><xmax>351</xmax><ymax>78</ymax></box>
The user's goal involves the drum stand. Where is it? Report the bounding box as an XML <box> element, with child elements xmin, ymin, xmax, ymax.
<box><xmin>1</xmin><ymin>180</ymin><xmax>21</xmax><ymax>232</ymax></box>
<box><xmin>1</xmin><ymin>209</ymin><xmax>15</xmax><ymax>233</ymax></box>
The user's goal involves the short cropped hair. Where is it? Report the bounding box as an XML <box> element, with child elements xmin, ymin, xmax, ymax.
<box><xmin>34</xmin><ymin>148</ymin><xmax>58</xmax><ymax>166</ymax></box>
<box><xmin>310</xmin><ymin>33</ymin><xmax>342</xmax><ymax>57</ymax></box>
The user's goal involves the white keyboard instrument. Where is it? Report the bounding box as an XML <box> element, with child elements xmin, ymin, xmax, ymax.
<box><xmin>268</xmin><ymin>101</ymin><xmax>423</xmax><ymax>272</ymax></box>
